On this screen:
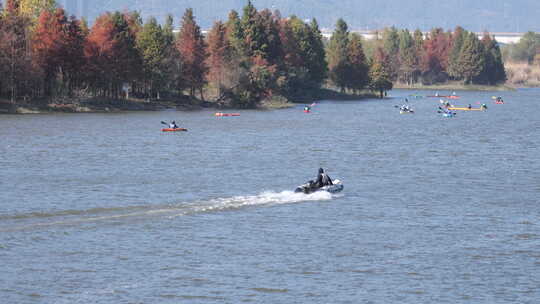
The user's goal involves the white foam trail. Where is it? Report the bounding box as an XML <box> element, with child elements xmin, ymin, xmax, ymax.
<box><xmin>1</xmin><ymin>190</ymin><xmax>336</xmax><ymax>231</ymax></box>
<box><xmin>174</xmin><ymin>190</ymin><xmax>333</xmax><ymax>217</ymax></box>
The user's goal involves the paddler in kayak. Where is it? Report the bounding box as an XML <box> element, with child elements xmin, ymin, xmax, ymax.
<box><xmin>169</xmin><ymin>120</ymin><xmax>179</xmax><ymax>129</ymax></box>
<box><xmin>440</xmin><ymin>99</ymin><xmax>450</xmax><ymax>108</ymax></box>
<box><xmin>314</xmin><ymin>168</ymin><xmax>333</xmax><ymax>188</ymax></box>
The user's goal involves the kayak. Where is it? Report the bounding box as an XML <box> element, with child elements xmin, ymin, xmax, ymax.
<box><xmin>495</xmin><ymin>101</ymin><xmax>504</xmax><ymax>104</ymax></box>
<box><xmin>162</xmin><ymin>128</ymin><xmax>187</xmax><ymax>132</ymax></box>
<box><xmin>215</xmin><ymin>112</ymin><xmax>240</xmax><ymax>117</ymax></box>
<box><xmin>447</xmin><ymin>107</ymin><xmax>486</xmax><ymax>111</ymax></box>
<box><xmin>304</xmin><ymin>110</ymin><xmax>310</xmax><ymax>113</ymax></box>
<box><xmin>294</xmin><ymin>179</ymin><xmax>344</xmax><ymax>194</ymax></box>
<box><xmin>400</xmin><ymin>110</ymin><xmax>414</xmax><ymax>114</ymax></box>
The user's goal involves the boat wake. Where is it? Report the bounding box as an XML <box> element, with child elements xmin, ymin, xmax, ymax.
<box><xmin>0</xmin><ymin>190</ymin><xmax>335</xmax><ymax>232</ymax></box>
<box><xmin>184</xmin><ymin>190</ymin><xmax>333</xmax><ymax>216</ymax></box>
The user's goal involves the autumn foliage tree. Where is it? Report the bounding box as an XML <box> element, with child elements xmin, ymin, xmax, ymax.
<box><xmin>33</xmin><ymin>8</ymin><xmax>84</xmax><ymax>97</ymax></box>
<box><xmin>206</xmin><ymin>20</ymin><xmax>229</xmax><ymax>97</ymax></box>
<box><xmin>176</xmin><ymin>8</ymin><xmax>207</xmax><ymax>99</ymax></box>
<box><xmin>19</xmin><ymin>0</ymin><xmax>56</xmax><ymax>23</ymax></box>
<box><xmin>0</xmin><ymin>11</ymin><xmax>35</xmax><ymax>101</ymax></box>
<box><xmin>4</xmin><ymin>0</ymin><xmax>20</xmax><ymax>15</ymax></box>
<box><xmin>420</xmin><ymin>28</ymin><xmax>451</xmax><ymax>84</ymax></box>
<box><xmin>1</xmin><ymin>3</ymin><xmax>510</xmax><ymax>106</ymax></box>
<box><xmin>369</xmin><ymin>47</ymin><xmax>393</xmax><ymax>98</ymax></box>
<box><xmin>381</xmin><ymin>26</ymin><xmax>400</xmax><ymax>80</ymax></box>
<box><xmin>85</xmin><ymin>12</ymin><xmax>141</xmax><ymax>98</ymax></box>
<box><xmin>346</xmin><ymin>33</ymin><xmax>369</xmax><ymax>93</ymax></box>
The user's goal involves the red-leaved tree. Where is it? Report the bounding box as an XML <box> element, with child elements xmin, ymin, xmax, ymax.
<box><xmin>206</xmin><ymin>21</ymin><xmax>229</xmax><ymax>97</ymax></box>
<box><xmin>421</xmin><ymin>28</ymin><xmax>451</xmax><ymax>84</ymax></box>
<box><xmin>176</xmin><ymin>8</ymin><xmax>207</xmax><ymax>99</ymax></box>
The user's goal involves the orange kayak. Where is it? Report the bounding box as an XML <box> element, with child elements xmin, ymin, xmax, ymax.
<box><xmin>162</xmin><ymin>128</ymin><xmax>187</xmax><ymax>132</ymax></box>
<box><xmin>215</xmin><ymin>112</ymin><xmax>240</xmax><ymax>117</ymax></box>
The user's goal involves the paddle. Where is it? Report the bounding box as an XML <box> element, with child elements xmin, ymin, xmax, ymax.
<box><xmin>161</xmin><ymin>121</ymin><xmax>181</xmax><ymax>129</ymax></box>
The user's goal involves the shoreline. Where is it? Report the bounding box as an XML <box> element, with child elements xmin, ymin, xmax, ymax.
<box><xmin>392</xmin><ymin>83</ymin><xmax>516</xmax><ymax>91</ymax></box>
<box><xmin>1</xmin><ymin>84</ymin><xmax>523</xmax><ymax>115</ymax></box>
<box><xmin>0</xmin><ymin>97</ymin><xmax>224</xmax><ymax>115</ymax></box>
<box><xmin>0</xmin><ymin>88</ymin><xmax>379</xmax><ymax>114</ymax></box>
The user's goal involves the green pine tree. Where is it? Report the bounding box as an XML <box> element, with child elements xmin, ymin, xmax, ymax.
<box><xmin>136</xmin><ymin>17</ymin><xmax>167</xmax><ymax>98</ymax></box>
<box><xmin>327</xmin><ymin>18</ymin><xmax>349</xmax><ymax>92</ymax></box>
<box><xmin>476</xmin><ymin>33</ymin><xmax>506</xmax><ymax>85</ymax></box>
<box><xmin>381</xmin><ymin>26</ymin><xmax>400</xmax><ymax>80</ymax></box>
<box><xmin>457</xmin><ymin>32</ymin><xmax>484</xmax><ymax>84</ymax></box>
<box><xmin>306</xmin><ymin>18</ymin><xmax>328</xmax><ymax>87</ymax></box>
<box><xmin>398</xmin><ymin>29</ymin><xmax>417</xmax><ymax>86</ymax></box>
<box><xmin>447</xmin><ymin>26</ymin><xmax>467</xmax><ymax>80</ymax></box>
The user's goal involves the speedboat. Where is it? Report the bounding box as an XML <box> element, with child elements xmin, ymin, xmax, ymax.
<box><xmin>294</xmin><ymin>179</ymin><xmax>344</xmax><ymax>194</ymax></box>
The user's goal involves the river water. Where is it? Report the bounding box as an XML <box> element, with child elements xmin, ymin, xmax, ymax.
<box><xmin>1</xmin><ymin>89</ymin><xmax>539</xmax><ymax>303</ymax></box>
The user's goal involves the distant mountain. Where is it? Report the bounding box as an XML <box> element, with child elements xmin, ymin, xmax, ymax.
<box><xmin>59</xmin><ymin>0</ymin><xmax>540</xmax><ymax>32</ymax></box>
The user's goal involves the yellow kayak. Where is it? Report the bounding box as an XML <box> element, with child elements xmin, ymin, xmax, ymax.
<box><xmin>447</xmin><ymin>107</ymin><xmax>486</xmax><ymax>111</ymax></box>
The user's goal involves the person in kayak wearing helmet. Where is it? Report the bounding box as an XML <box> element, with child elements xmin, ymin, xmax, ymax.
<box><xmin>314</xmin><ymin>168</ymin><xmax>333</xmax><ymax>188</ymax></box>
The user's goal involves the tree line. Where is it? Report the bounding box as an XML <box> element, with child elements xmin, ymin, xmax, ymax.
<box><xmin>0</xmin><ymin>0</ymin><xmax>507</xmax><ymax>107</ymax></box>
<box><xmin>502</xmin><ymin>31</ymin><xmax>540</xmax><ymax>65</ymax></box>
<box><xmin>359</xmin><ymin>26</ymin><xmax>507</xmax><ymax>88</ymax></box>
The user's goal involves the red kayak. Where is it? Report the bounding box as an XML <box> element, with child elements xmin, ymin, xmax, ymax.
<box><xmin>162</xmin><ymin>128</ymin><xmax>187</xmax><ymax>132</ymax></box>
<box><xmin>215</xmin><ymin>112</ymin><xmax>240</xmax><ymax>117</ymax></box>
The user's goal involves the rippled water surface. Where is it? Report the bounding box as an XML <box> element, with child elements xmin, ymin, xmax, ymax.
<box><xmin>1</xmin><ymin>89</ymin><xmax>539</xmax><ymax>303</ymax></box>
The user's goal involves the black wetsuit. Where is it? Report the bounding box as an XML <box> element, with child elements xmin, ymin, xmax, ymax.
<box><xmin>315</xmin><ymin>173</ymin><xmax>333</xmax><ymax>188</ymax></box>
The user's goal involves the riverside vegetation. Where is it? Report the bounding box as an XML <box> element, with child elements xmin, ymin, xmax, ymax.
<box><xmin>0</xmin><ymin>0</ymin><xmax>509</xmax><ymax>113</ymax></box>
